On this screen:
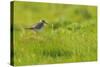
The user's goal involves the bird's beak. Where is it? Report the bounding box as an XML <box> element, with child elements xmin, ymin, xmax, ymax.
<box><xmin>45</xmin><ymin>22</ymin><xmax>48</xmax><ymax>24</ymax></box>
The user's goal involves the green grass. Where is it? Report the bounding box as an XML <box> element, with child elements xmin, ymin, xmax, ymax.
<box><xmin>12</xmin><ymin>1</ymin><xmax>97</xmax><ymax>66</ymax></box>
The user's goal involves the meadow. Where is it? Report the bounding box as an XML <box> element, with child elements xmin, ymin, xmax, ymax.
<box><xmin>12</xmin><ymin>1</ymin><xmax>97</xmax><ymax>66</ymax></box>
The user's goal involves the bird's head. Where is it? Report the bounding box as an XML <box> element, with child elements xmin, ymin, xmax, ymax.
<box><xmin>40</xmin><ymin>20</ymin><xmax>48</xmax><ymax>24</ymax></box>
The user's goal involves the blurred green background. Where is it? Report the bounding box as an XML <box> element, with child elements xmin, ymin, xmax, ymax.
<box><xmin>12</xmin><ymin>1</ymin><xmax>97</xmax><ymax>66</ymax></box>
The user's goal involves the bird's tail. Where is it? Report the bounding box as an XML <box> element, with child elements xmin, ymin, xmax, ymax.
<box><xmin>24</xmin><ymin>27</ymin><xmax>34</xmax><ymax>30</ymax></box>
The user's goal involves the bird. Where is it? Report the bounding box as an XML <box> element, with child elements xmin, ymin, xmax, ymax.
<box><xmin>25</xmin><ymin>20</ymin><xmax>47</xmax><ymax>31</ymax></box>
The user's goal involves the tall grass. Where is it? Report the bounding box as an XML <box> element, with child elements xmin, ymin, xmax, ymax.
<box><xmin>13</xmin><ymin>1</ymin><xmax>97</xmax><ymax>66</ymax></box>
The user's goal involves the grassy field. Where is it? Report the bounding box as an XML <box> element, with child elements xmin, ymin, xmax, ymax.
<box><xmin>12</xmin><ymin>1</ymin><xmax>97</xmax><ymax>66</ymax></box>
